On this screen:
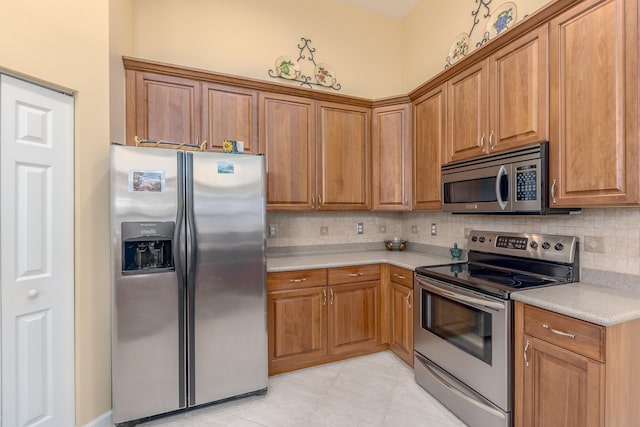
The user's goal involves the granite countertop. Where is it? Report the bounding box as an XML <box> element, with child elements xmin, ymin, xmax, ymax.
<box><xmin>511</xmin><ymin>282</ymin><xmax>640</xmax><ymax>326</ymax></box>
<box><xmin>267</xmin><ymin>249</ymin><xmax>460</xmax><ymax>273</ymax></box>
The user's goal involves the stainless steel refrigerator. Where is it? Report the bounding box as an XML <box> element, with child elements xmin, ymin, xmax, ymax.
<box><xmin>110</xmin><ymin>145</ymin><xmax>268</xmax><ymax>425</ymax></box>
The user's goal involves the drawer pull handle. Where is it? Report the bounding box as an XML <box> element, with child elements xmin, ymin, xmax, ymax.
<box><xmin>393</xmin><ymin>273</ymin><xmax>406</xmax><ymax>280</ymax></box>
<box><xmin>330</xmin><ymin>288</ymin><xmax>334</xmax><ymax>305</ymax></box>
<box><xmin>542</xmin><ymin>323</ymin><xmax>576</xmax><ymax>339</ymax></box>
<box><xmin>405</xmin><ymin>292</ymin><xmax>411</xmax><ymax>308</ymax></box>
<box><xmin>349</xmin><ymin>273</ymin><xmax>364</xmax><ymax>277</ymax></box>
<box><xmin>323</xmin><ymin>289</ymin><xmax>327</xmax><ymax>306</ymax></box>
<box><xmin>289</xmin><ymin>278</ymin><xmax>306</xmax><ymax>283</ymax></box>
<box><xmin>524</xmin><ymin>340</ymin><xmax>530</xmax><ymax>367</ymax></box>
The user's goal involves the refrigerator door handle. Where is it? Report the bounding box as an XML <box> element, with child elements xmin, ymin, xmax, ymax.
<box><xmin>185</xmin><ymin>151</ymin><xmax>198</xmax><ymax>404</ymax></box>
<box><xmin>174</xmin><ymin>150</ymin><xmax>187</xmax><ymax>409</ymax></box>
<box><xmin>185</xmin><ymin>152</ymin><xmax>198</xmax><ymax>280</ymax></box>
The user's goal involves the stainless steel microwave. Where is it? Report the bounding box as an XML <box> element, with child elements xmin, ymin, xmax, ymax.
<box><xmin>441</xmin><ymin>143</ymin><xmax>578</xmax><ymax>214</ymax></box>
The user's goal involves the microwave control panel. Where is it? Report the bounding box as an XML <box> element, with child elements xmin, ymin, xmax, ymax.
<box><xmin>515</xmin><ymin>164</ymin><xmax>537</xmax><ymax>201</ymax></box>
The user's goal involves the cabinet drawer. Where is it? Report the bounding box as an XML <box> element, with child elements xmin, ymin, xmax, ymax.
<box><xmin>328</xmin><ymin>264</ymin><xmax>380</xmax><ymax>285</ymax></box>
<box><xmin>524</xmin><ymin>305</ymin><xmax>605</xmax><ymax>362</ymax></box>
<box><xmin>267</xmin><ymin>269</ymin><xmax>327</xmax><ymax>291</ymax></box>
<box><xmin>389</xmin><ymin>265</ymin><xmax>413</xmax><ymax>288</ymax></box>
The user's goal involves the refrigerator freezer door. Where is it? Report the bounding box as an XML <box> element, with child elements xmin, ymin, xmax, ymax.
<box><xmin>187</xmin><ymin>152</ymin><xmax>267</xmax><ymax>406</ymax></box>
<box><xmin>111</xmin><ymin>146</ymin><xmax>186</xmax><ymax>423</ymax></box>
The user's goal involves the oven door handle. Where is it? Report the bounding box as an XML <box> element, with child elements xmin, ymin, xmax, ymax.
<box><xmin>417</xmin><ymin>279</ymin><xmax>505</xmax><ymax>311</ymax></box>
<box><xmin>495</xmin><ymin>165</ymin><xmax>508</xmax><ymax>210</ymax></box>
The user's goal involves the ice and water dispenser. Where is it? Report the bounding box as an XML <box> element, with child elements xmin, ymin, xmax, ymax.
<box><xmin>121</xmin><ymin>221</ymin><xmax>175</xmax><ymax>274</ymax></box>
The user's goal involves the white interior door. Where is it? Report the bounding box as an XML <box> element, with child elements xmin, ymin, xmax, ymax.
<box><xmin>0</xmin><ymin>75</ymin><xmax>75</xmax><ymax>427</ymax></box>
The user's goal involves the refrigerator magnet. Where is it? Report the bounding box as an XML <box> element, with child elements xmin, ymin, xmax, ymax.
<box><xmin>128</xmin><ymin>170</ymin><xmax>165</xmax><ymax>192</ymax></box>
<box><xmin>217</xmin><ymin>161</ymin><xmax>235</xmax><ymax>174</ymax></box>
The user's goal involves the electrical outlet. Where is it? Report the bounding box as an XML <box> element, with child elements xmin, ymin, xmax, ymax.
<box><xmin>379</xmin><ymin>224</ymin><xmax>386</xmax><ymax>233</ymax></box>
<box><xmin>411</xmin><ymin>225</ymin><xmax>418</xmax><ymax>234</ymax></box>
<box><xmin>268</xmin><ymin>224</ymin><xmax>277</xmax><ymax>237</ymax></box>
<box><xmin>357</xmin><ymin>223</ymin><xmax>364</xmax><ymax>234</ymax></box>
<box><xmin>320</xmin><ymin>226</ymin><xmax>329</xmax><ymax>236</ymax></box>
<box><xmin>431</xmin><ymin>223</ymin><xmax>437</xmax><ymax>236</ymax></box>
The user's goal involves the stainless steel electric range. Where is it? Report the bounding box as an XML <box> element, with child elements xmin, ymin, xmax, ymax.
<box><xmin>413</xmin><ymin>230</ymin><xmax>579</xmax><ymax>427</ymax></box>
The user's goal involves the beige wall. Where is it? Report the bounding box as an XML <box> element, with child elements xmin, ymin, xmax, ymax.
<box><xmin>401</xmin><ymin>0</ymin><xmax>552</xmax><ymax>92</ymax></box>
<box><xmin>0</xmin><ymin>1</ymin><xmax>112</xmax><ymax>425</ymax></box>
<box><xmin>131</xmin><ymin>0</ymin><xmax>404</xmax><ymax>99</ymax></box>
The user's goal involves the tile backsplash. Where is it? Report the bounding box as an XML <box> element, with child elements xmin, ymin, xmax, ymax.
<box><xmin>267</xmin><ymin>208</ymin><xmax>640</xmax><ymax>276</ymax></box>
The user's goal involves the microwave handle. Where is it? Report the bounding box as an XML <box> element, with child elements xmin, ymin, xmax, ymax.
<box><xmin>495</xmin><ymin>165</ymin><xmax>508</xmax><ymax>210</ymax></box>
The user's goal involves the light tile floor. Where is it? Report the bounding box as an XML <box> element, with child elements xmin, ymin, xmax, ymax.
<box><xmin>140</xmin><ymin>351</ymin><xmax>466</xmax><ymax>427</ymax></box>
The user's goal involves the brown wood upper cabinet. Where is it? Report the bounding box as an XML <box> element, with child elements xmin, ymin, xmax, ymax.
<box><xmin>125</xmin><ymin>71</ymin><xmax>259</xmax><ymax>153</ymax></box>
<box><xmin>372</xmin><ymin>103</ymin><xmax>412</xmax><ymax>211</ymax></box>
<box><xmin>127</xmin><ymin>71</ymin><xmax>201</xmax><ymax>146</ymax></box>
<box><xmin>260</xmin><ymin>95</ymin><xmax>371</xmax><ymax>211</ymax></box>
<box><xmin>445</xmin><ymin>26</ymin><xmax>549</xmax><ymax>163</ymax></box>
<box><xmin>259</xmin><ymin>92</ymin><xmax>316</xmax><ymax>210</ymax></box>
<box><xmin>316</xmin><ymin>101</ymin><xmax>371</xmax><ymax>210</ymax></box>
<box><xmin>413</xmin><ymin>85</ymin><xmax>446</xmax><ymax>210</ymax></box>
<box><xmin>201</xmin><ymin>83</ymin><xmax>258</xmax><ymax>153</ymax></box>
<box><xmin>548</xmin><ymin>0</ymin><xmax>639</xmax><ymax>206</ymax></box>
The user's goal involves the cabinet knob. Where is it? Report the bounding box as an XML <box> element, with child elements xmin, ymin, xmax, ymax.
<box><xmin>28</xmin><ymin>289</ymin><xmax>39</xmax><ymax>299</ymax></box>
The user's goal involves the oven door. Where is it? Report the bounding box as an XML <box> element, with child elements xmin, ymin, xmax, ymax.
<box><xmin>414</xmin><ymin>274</ymin><xmax>512</xmax><ymax>414</ymax></box>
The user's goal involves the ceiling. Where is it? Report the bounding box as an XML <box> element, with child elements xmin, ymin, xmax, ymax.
<box><xmin>336</xmin><ymin>0</ymin><xmax>421</xmax><ymax>19</ymax></box>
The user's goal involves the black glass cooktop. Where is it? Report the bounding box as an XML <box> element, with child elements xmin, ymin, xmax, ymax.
<box><xmin>415</xmin><ymin>261</ymin><xmax>570</xmax><ymax>299</ymax></box>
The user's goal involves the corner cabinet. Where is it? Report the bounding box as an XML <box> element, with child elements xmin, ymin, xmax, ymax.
<box><xmin>514</xmin><ymin>302</ymin><xmax>640</xmax><ymax>426</ymax></box>
<box><xmin>316</xmin><ymin>102</ymin><xmax>371</xmax><ymax>210</ymax></box>
<box><xmin>548</xmin><ymin>0</ymin><xmax>639</xmax><ymax>206</ymax></box>
<box><xmin>372</xmin><ymin>103</ymin><xmax>412</xmax><ymax>211</ymax></box>
<box><xmin>388</xmin><ymin>266</ymin><xmax>413</xmax><ymax>366</ymax></box>
<box><xmin>413</xmin><ymin>85</ymin><xmax>446</xmax><ymax>210</ymax></box>
<box><xmin>445</xmin><ymin>25</ymin><xmax>549</xmax><ymax>163</ymax></box>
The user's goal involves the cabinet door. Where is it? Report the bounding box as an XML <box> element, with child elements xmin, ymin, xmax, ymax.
<box><xmin>490</xmin><ymin>25</ymin><xmax>549</xmax><ymax>152</ymax></box>
<box><xmin>413</xmin><ymin>85</ymin><xmax>446</xmax><ymax>210</ymax></box>
<box><xmin>317</xmin><ymin>102</ymin><xmax>371</xmax><ymax>210</ymax></box>
<box><xmin>201</xmin><ymin>83</ymin><xmax>258</xmax><ymax>153</ymax></box>
<box><xmin>549</xmin><ymin>0</ymin><xmax>639</xmax><ymax>206</ymax></box>
<box><xmin>521</xmin><ymin>335</ymin><xmax>603</xmax><ymax>427</ymax></box>
<box><xmin>267</xmin><ymin>287</ymin><xmax>327</xmax><ymax>374</ymax></box>
<box><xmin>389</xmin><ymin>282</ymin><xmax>413</xmax><ymax>366</ymax></box>
<box><xmin>372</xmin><ymin>103</ymin><xmax>411</xmax><ymax>211</ymax></box>
<box><xmin>260</xmin><ymin>92</ymin><xmax>316</xmax><ymax>210</ymax></box>
<box><xmin>328</xmin><ymin>281</ymin><xmax>379</xmax><ymax>355</ymax></box>
<box><xmin>127</xmin><ymin>71</ymin><xmax>201</xmax><ymax>145</ymax></box>
<box><xmin>446</xmin><ymin>60</ymin><xmax>489</xmax><ymax>162</ymax></box>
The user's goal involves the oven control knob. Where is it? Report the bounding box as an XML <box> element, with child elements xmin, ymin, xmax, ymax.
<box><xmin>530</xmin><ymin>241</ymin><xmax>538</xmax><ymax>250</ymax></box>
<box><xmin>471</xmin><ymin>235</ymin><xmax>478</xmax><ymax>242</ymax></box>
<box><xmin>542</xmin><ymin>242</ymin><xmax>551</xmax><ymax>250</ymax></box>
<box><xmin>555</xmin><ymin>242</ymin><xmax>564</xmax><ymax>251</ymax></box>
<box><xmin>479</xmin><ymin>236</ymin><xmax>486</xmax><ymax>243</ymax></box>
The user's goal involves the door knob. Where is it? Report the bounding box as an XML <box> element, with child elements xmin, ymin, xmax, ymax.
<box><xmin>28</xmin><ymin>289</ymin><xmax>39</xmax><ymax>299</ymax></box>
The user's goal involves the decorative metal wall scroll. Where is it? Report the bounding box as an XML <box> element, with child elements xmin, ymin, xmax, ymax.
<box><xmin>268</xmin><ymin>38</ymin><xmax>341</xmax><ymax>91</ymax></box>
<box><xmin>444</xmin><ymin>1</ymin><xmax>518</xmax><ymax>69</ymax></box>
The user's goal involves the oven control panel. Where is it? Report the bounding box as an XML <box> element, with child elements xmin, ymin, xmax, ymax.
<box><xmin>468</xmin><ymin>230</ymin><xmax>578</xmax><ymax>263</ymax></box>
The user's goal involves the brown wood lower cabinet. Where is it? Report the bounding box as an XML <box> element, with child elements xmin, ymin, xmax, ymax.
<box><xmin>388</xmin><ymin>266</ymin><xmax>413</xmax><ymax>366</ymax></box>
<box><xmin>515</xmin><ymin>302</ymin><xmax>640</xmax><ymax>426</ymax></box>
<box><xmin>267</xmin><ymin>265</ymin><xmax>385</xmax><ymax>375</ymax></box>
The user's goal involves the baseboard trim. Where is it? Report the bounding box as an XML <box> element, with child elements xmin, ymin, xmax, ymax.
<box><xmin>82</xmin><ymin>410</ymin><xmax>112</xmax><ymax>427</ymax></box>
